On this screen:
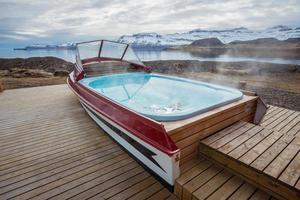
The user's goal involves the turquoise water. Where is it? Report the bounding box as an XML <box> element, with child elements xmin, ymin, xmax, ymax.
<box><xmin>80</xmin><ymin>73</ymin><xmax>243</xmax><ymax>121</ymax></box>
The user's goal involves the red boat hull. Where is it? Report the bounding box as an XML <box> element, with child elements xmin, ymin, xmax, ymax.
<box><xmin>67</xmin><ymin>72</ymin><xmax>180</xmax><ymax>186</ymax></box>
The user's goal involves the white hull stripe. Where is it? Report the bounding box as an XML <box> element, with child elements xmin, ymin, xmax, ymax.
<box><xmin>81</xmin><ymin>103</ymin><xmax>166</xmax><ymax>172</ymax></box>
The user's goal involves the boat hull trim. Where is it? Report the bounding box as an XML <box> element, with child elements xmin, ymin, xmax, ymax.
<box><xmin>79</xmin><ymin>100</ymin><xmax>180</xmax><ymax>185</ymax></box>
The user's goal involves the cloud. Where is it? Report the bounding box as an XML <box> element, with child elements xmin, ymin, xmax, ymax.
<box><xmin>0</xmin><ymin>0</ymin><xmax>299</xmax><ymax>41</ymax></box>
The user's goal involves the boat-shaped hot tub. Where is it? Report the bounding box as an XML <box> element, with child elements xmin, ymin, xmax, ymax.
<box><xmin>79</xmin><ymin>72</ymin><xmax>243</xmax><ymax>121</ymax></box>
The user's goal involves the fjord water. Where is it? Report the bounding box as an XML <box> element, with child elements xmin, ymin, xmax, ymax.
<box><xmin>1</xmin><ymin>46</ymin><xmax>300</xmax><ymax>65</ymax></box>
<box><xmin>80</xmin><ymin>73</ymin><xmax>243</xmax><ymax>121</ymax></box>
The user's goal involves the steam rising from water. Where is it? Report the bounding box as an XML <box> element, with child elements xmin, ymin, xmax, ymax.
<box><xmin>144</xmin><ymin>103</ymin><xmax>183</xmax><ymax>114</ymax></box>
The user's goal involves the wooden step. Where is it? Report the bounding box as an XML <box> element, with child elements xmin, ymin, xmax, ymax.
<box><xmin>174</xmin><ymin>157</ymin><xmax>278</xmax><ymax>200</ymax></box>
<box><xmin>260</xmin><ymin>106</ymin><xmax>300</xmax><ymax>136</ymax></box>
<box><xmin>199</xmin><ymin>121</ymin><xmax>300</xmax><ymax>200</ymax></box>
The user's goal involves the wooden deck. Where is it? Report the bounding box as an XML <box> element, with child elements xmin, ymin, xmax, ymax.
<box><xmin>0</xmin><ymin>85</ymin><xmax>177</xmax><ymax>200</ymax></box>
<box><xmin>164</xmin><ymin>95</ymin><xmax>258</xmax><ymax>165</ymax></box>
<box><xmin>1</xmin><ymin>84</ymin><xmax>299</xmax><ymax>200</ymax></box>
<box><xmin>198</xmin><ymin>106</ymin><xmax>300</xmax><ymax>200</ymax></box>
<box><xmin>174</xmin><ymin>157</ymin><xmax>278</xmax><ymax>200</ymax></box>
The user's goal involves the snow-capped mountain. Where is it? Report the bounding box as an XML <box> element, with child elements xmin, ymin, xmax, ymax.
<box><xmin>23</xmin><ymin>42</ymin><xmax>76</xmax><ymax>50</ymax></box>
<box><xmin>118</xmin><ymin>26</ymin><xmax>300</xmax><ymax>48</ymax></box>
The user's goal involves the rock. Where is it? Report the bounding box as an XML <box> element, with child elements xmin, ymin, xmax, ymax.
<box><xmin>229</xmin><ymin>38</ymin><xmax>282</xmax><ymax>45</ymax></box>
<box><xmin>25</xmin><ymin>69</ymin><xmax>53</xmax><ymax>78</ymax></box>
<box><xmin>238</xmin><ymin>81</ymin><xmax>247</xmax><ymax>89</ymax></box>
<box><xmin>10</xmin><ymin>68</ymin><xmax>53</xmax><ymax>78</ymax></box>
<box><xmin>174</xmin><ymin>63</ymin><xmax>184</xmax><ymax>73</ymax></box>
<box><xmin>54</xmin><ymin>70</ymin><xmax>69</xmax><ymax>77</ymax></box>
<box><xmin>0</xmin><ymin>70</ymin><xmax>10</xmax><ymax>77</ymax></box>
<box><xmin>0</xmin><ymin>57</ymin><xmax>73</xmax><ymax>73</ymax></box>
<box><xmin>190</xmin><ymin>38</ymin><xmax>224</xmax><ymax>46</ymax></box>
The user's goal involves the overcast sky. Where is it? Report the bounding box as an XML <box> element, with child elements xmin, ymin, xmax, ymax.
<box><xmin>0</xmin><ymin>0</ymin><xmax>300</xmax><ymax>42</ymax></box>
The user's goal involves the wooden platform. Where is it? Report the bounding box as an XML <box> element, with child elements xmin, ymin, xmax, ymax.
<box><xmin>174</xmin><ymin>157</ymin><xmax>278</xmax><ymax>200</ymax></box>
<box><xmin>1</xmin><ymin>84</ymin><xmax>299</xmax><ymax>200</ymax></box>
<box><xmin>163</xmin><ymin>95</ymin><xmax>258</xmax><ymax>165</ymax></box>
<box><xmin>0</xmin><ymin>85</ymin><xmax>177</xmax><ymax>200</ymax></box>
<box><xmin>198</xmin><ymin>106</ymin><xmax>300</xmax><ymax>200</ymax></box>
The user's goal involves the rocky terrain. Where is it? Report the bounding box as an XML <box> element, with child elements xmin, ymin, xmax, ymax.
<box><xmin>0</xmin><ymin>57</ymin><xmax>73</xmax><ymax>89</ymax></box>
<box><xmin>168</xmin><ymin>37</ymin><xmax>300</xmax><ymax>59</ymax></box>
<box><xmin>0</xmin><ymin>57</ymin><xmax>73</xmax><ymax>74</ymax></box>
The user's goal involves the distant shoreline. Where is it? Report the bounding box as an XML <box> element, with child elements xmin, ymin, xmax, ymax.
<box><xmin>167</xmin><ymin>37</ymin><xmax>300</xmax><ymax>59</ymax></box>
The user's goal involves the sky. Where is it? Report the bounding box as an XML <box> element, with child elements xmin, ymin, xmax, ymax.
<box><xmin>0</xmin><ymin>0</ymin><xmax>300</xmax><ymax>44</ymax></box>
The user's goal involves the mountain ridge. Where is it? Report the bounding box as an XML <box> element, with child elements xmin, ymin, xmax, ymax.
<box><xmin>118</xmin><ymin>25</ymin><xmax>300</xmax><ymax>48</ymax></box>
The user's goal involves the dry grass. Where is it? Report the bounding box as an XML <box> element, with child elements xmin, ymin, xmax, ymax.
<box><xmin>0</xmin><ymin>77</ymin><xmax>67</xmax><ymax>90</ymax></box>
<box><xmin>0</xmin><ymin>79</ymin><xmax>3</xmax><ymax>92</ymax></box>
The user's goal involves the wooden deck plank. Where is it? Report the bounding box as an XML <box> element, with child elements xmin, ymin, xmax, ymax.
<box><xmin>164</xmin><ymin>95</ymin><xmax>256</xmax><ymax>134</ymax></box>
<box><xmin>128</xmin><ymin>182</ymin><xmax>164</xmax><ymax>200</ymax></box>
<box><xmin>0</xmin><ymin>123</ymin><xmax>96</xmax><ymax>151</ymax></box>
<box><xmin>295</xmin><ymin>179</ymin><xmax>300</xmax><ymax>190</ymax></box>
<box><xmin>191</xmin><ymin>171</ymin><xmax>233</xmax><ymax>200</ymax></box>
<box><xmin>201</xmin><ymin>121</ymin><xmax>247</xmax><ymax>145</ymax></box>
<box><xmin>209</xmin><ymin>123</ymin><xmax>255</xmax><ymax>149</ymax></box>
<box><xmin>199</xmin><ymin>117</ymin><xmax>300</xmax><ymax>200</ymax></box>
<box><xmin>107</xmin><ymin>176</ymin><xmax>157</xmax><ymax>200</ymax></box>
<box><xmin>88</xmin><ymin>171</ymin><xmax>150</xmax><ymax>200</ymax></box>
<box><xmin>147</xmin><ymin>188</ymin><xmax>174</xmax><ymax>200</ymax></box>
<box><xmin>170</xmin><ymin>102</ymin><xmax>255</xmax><ymax>142</ymax></box>
<box><xmin>174</xmin><ymin>160</ymin><xmax>212</xmax><ymax>198</ymax></box>
<box><xmin>0</xmin><ymin>139</ymin><xmax>113</xmax><ymax>181</ymax></box>
<box><xmin>271</xmin><ymin>112</ymin><xmax>300</xmax><ymax>132</ymax></box>
<box><xmin>227</xmin><ymin>182</ymin><xmax>256</xmax><ymax>200</ymax></box>
<box><xmin>228</xmin><ymin>128</ymin><xmax>273</xmax><ymax>159</ymax></box>
<box><xmin>250</xmin><ymin>133</ymin><xmax>295</xmax><ymax>170</ymax></box>
<box><xmin>279</xmin><ymin>151</ymin><xmax>300</xmax><ymax>187</ymax></box>
<box><xmin>286</xmin><ymin>121</ymin><xmax>300</xmax><ymax>137</ymax></box>
<box><xmin>0</xmin><ymin>127</ymin><xmax>100</xmax><ymax>159</ymax></box>
<box><xmin>0</xmin><ymin>85</ymin><xmax>175</xmax><ymax>200</ymax></box>
<box><xmin>166</xmin><ymin>194</ymin><xmax>180</xmax><ymax>200</ymax></box>
<box><xmin>175</xmin><ymin>110</ymin><xmax>256</xmax><ymax>148</ymax></box>
<box><xmin>182</xmin><ymin>165</ymin><xmax>222</xmax><ymax>200</ymax></box>
<box><xmin>248</xmin><ymin>190</ymin><xmax>271</xmax><ymax>200</ymax></box>
<box><xmin>0</xmin><ymin>143</ymin><xmax>113</xmax><ymax>184</ymax></box>
<box><xmin>0</xmin><ymin>134</ymin><xmax>109</xmax><ymax>171</ymax></box>
<box><xmin>266</xmin><ymin>110</ymin><xmax>296</xmax><ymax>130</ymax></box>
<box><xmin>239</xmin><ymin>130</ymin><xmax>284</xmax><ymax>165</ymax></box>
<box><xmin>0</xmin><ymin>143</ymin><xmax>117</xmax><ymax>187</ymax></box>
<box><xmin>175</xmin><ymin>108</ymin><xmax>256</xmax><ymax>162</ymax></box>
<box><xmin>0</xmin><ymin>147</ymin><xmax>123</xmax><ymax>194</ymax></box>
<box><xmin>0</xmin><ymin>153</ymin><xmax>132</xmax><ymax>199</ymax></box>
<box><xmin>261</xmin><ymin>106</ymin><xmax>284</xmax><ymax>122</ymax></box>
<box><xmin>264</xmin><ymin>105</ymin><xmax>276</xmax><ymax>115</ymax></box>
<box><xmin>264</xmin><ymin>137</ymin><xmax>300</xmax><ymax>178</ymax></box>
<box><xmin>179</xmin><ymin>158</ymin><xmax>204</xmax><ymax>174</ymax></box>
<box><xmin>206</xmin><ymin>176</ymin><xmax>244</xmax><ymax>200</ymax></box>
<box><xmin>280</xmin><ymin>116</ymin><xmax>300</xmax><ymax>135</ymax></box>
<box><xmin>60</xmin><ymin>166</ymin><xmax>144</xmax><ymax>200</ymax></box>
<box><xmin>261</xmin><ymin>108</ymin><xmax>289</xmax><ymax>127</ymax></box>
<box><xmin>218</xmin><ymin>125</ymin><xmax>264</xmax><ymax>154</ymax></box>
